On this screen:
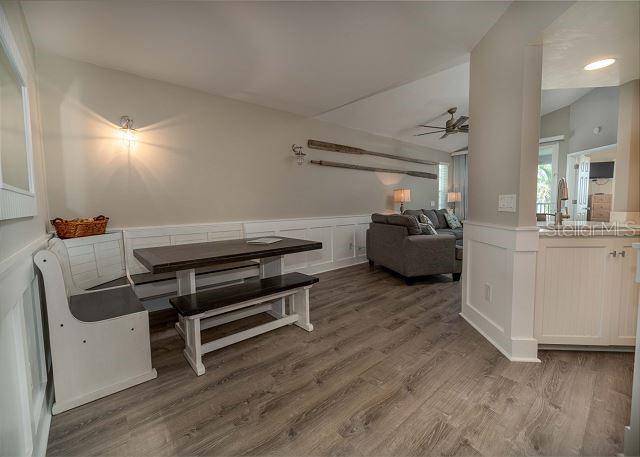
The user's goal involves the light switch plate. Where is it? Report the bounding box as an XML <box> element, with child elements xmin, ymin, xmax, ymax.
<box><xmin>498</xmin><ymin>194</ymin><xmax>517</xmax><ymax>212</ymax></box>
<box><xmin>430</xmin><ymin>201</ymin><xmax>436</xmax><ymax>208</ymax></box>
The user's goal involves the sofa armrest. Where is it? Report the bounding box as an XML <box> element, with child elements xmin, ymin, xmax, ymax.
<box><xmin>402</xmin><ymin>234</ymin><xmax>456</xmax><ymax>277</ymax></box>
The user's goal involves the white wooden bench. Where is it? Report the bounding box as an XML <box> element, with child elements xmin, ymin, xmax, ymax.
<box><xmin>34</xmin><ymin>238</ymin><xmax>157</xmax><ymax>414</ymax></box>
<box><xmin>169</xmin><ymin>272</ymin><xmax>318</xmax><ymax>375</ymax></box>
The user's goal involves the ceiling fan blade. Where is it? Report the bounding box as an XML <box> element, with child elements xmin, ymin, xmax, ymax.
<box><xmin>414</xmin><ymin>130</ymin><xmax>446</xmax><ymax>136</ymax></box>
<box><xmin>417</xmin><ymin>125</ymin><xmax>445</xmax><ymax>129</ymax></box>
<box><xmin>440</xmin><ymin>132</ymin><xmax>450</xmax><ymax>139</ymax></box>
<box><xmin>452</xmin><ymin>116</ymin><xmax>469</xmax><ymax>129</ymax></box>
<box><xmin>457</xmin><ymin>125</ymin><xmax>469</xmax><ymax>133</ymax></box>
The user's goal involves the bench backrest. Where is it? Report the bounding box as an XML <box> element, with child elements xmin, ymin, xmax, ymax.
<box><xmin>48</xmin><ymin>238</ymin><xmax>83</xmax><ymax>297</ymax></box>
<box><xmin>123</xmin><ymin>222</ymin><xmax>245</xmax><ymax>275</ymax></box>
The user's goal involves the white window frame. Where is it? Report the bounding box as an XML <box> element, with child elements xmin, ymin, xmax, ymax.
<box><xmin>438</xmin><ymin>163</ymin><xmax>449</xmax><ymax>209</ymax></box>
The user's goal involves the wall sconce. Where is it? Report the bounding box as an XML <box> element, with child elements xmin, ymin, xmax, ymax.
<box><xmin>119</xmin><ymin>115</ymin><xmax>136</xmax><ymax>147</ymax></box>
<box><xmin>292</xmin><ymin>144</ymin><xmax>306</xmax><ymax>165</ymax></box>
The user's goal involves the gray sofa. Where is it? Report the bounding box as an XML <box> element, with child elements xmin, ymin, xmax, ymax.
<box><xmin>366</xmin><ymin>213</ymin><xmax>462</xmax><ymax>284</ymax></box>
<box><xmin>403</xmin><ymin>208</ymin><xmax>463</xmax><ymax>240</ymax></box>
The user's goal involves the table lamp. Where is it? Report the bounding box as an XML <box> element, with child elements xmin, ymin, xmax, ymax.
<box><xmin>393</xmin><ymin>188</ymin><xmax>411</xmax><ymax>213</ymax></box>
<box><xmin>447</xmin><ymin>191</ymin><xmax>462</xmax><ymax>214</ymax></box>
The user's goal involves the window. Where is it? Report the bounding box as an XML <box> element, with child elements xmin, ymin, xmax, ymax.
<box><xmin>438</xmin><ymin>163</ymin><xmax>449</xmax><ymax>209</ymax></box>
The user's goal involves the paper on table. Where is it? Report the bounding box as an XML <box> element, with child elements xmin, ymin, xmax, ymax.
<box><xmin>247</xmin><ymin>237</ymin><xmax>282</xmax><ymax>244</ymax></box>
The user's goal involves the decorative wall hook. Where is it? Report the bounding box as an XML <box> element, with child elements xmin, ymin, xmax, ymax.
<box><xmin>292</xmin><ymin>144</ymin><xmax>306</xmax><ymax>165</ymax></box>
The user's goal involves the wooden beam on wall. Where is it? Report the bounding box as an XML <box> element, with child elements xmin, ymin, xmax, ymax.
<box><xmin>307</xmin><ymin>140</ymin><xmax>438</xmax><ymax>166</ymax></box>
<box><xmin>309</xmin><ymin>160</ymin><xmax>437</xmax><ymax>180</ymax></box>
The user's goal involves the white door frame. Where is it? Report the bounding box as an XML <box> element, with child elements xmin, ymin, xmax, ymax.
<box><xmin>567</xmin><ymin>144</ymin><xmax>617</xmax><ymax>220</ymax></box>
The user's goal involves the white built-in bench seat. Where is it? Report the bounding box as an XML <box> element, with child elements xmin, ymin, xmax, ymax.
<box><xmin>69</xmin><ymin>286</ymin><xmax>146</xmax><ymax>322</ymax></box>
<box><xmin>34</xmin><ymin>238</ymin><xmax>157</xmax><ymax>414</ymax></box>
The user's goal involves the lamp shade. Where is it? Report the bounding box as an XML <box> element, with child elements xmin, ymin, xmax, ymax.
<box><xmin>393</xmin><ymin>188</ymin><xmax>411</xmax><ymax>203</ymax></box>
<box><xmin>447</xmin><ymin>191</ymin><xmax>462</xmax><ymax>203</ymax></box>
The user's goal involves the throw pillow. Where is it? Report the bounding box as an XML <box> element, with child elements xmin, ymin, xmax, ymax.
<box><xmin>418</xmin><ymin>213</ymin><xmax>428</xmax><ymax>224</ymax></box>
<box><xmin>444</xmin><ymin>212</ymin><xmax>462</xmax><ymax>229</ymax></box>
<box><xmin>419</xmin><ymin>222</ymin><xmax>438</xmax><ymax>235</ymax></box>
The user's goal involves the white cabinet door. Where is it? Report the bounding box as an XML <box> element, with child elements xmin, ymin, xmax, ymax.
<box><xmin>609</xmin><ymin>239</ymin><xmax>640</xmax><ymax>346</ymax></box>
<box><xmin>535</xmin><ymin>240</ymin><xmax>612</xmax><ymax>345</ymax></box>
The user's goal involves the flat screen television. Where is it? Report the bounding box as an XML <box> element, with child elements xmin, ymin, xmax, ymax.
<box><xmin>589</xmin><ymin>161</ymin><xmax>614</xmax><ymax>179</ymax></box>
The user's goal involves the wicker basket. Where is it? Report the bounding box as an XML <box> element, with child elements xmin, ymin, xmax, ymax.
<box><xmin>50</xmin><ymin>215</ymin><xmax>109</xmax><ymax>239</ymax></box>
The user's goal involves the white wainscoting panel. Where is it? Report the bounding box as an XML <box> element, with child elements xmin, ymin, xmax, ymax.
<box><xmin>461</xmin><ymin>221</ymin><xmax>540</xmax><ymax>362</ymax></box>
<box><xmin>61</xmin><ymin>216</ymin><xmax>371</xmax><ymax>289</ymax></box>
<box><xmin>244</xmin><ymin>215</ymin><xmax>370</xmax><ymax>275</ymax></box>
<box><xmin>0</xmin><ymin>235</ymin><xmax>52</xmax><ymax>457</ymax></box>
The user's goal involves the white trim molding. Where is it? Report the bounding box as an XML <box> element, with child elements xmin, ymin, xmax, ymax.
<box><xmin>460</xmin><ymin>220</ymin><xmax>540</xmax><ymax>362</ymax></box>
<box><xmin>0</xmin><ymin>4</ymin><xmax>37</xmax><ymax>220</ymax></box>
<box><xmin>0</xmin><ymin>234</ymin><xmax>52</xmax><ymax>457</ymax></box>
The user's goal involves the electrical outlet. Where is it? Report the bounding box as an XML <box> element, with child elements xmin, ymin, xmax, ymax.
<box><xmin>484</xmin><ymin>283</ymin><xmax>493</xmax><ymax>303</ymax></box>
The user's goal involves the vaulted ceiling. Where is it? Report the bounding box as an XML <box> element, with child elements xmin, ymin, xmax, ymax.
<box><xmin>21</xmin><ymin>1</ymin><xmax>509</xmax><ymax>119</ymax></box>
<box><xmin>20</xmin><ymin>1</ymin><xmax>639</xmax><ymax>152</ymax></box>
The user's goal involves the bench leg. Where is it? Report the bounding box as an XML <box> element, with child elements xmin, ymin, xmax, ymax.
<box><xmin>260</xmin><ymin>255</ymin><xmax>285</xmax><ymax>318</ymax></box>
<box><xmin>175</xmin><ymin>268</ymin><xmax>196</xmax><ymax>339</ymax></box>
<box><xmin>183</xmin><ymin>317</ymin><xmax>205</xmax><ymax>376</ymax></box>
<box><xmin>292</xmin><ymin>287</ymin><xmax>313</xmax><ymax>331</ymax></box>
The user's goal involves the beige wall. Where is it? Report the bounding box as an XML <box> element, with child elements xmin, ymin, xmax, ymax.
<box><xmin>540</xmin><ymin>105</ymin><xmax>570</xmax><ymax>179</ymax></box>
<box><xmin>468</xmin><ymin>1</ymin><xmax>569</xmax><ymax>227</ymax></box>
<box><xmin>614</xmin><ymin>79</ymin><xmax>640</xmax><ymax>215</ymax></box>
<box><xmin>36</xmin><ymin>52</ymin><xmax>450</xmax><ymax>228</ymax></box>
<box><xmin>0</xmin><ymin>1</ymin><xmax>48</xmax><ymax>261</ymax></box>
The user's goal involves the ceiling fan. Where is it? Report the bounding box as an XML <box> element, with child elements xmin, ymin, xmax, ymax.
<box><xmin>415</xmin><ymin>107</ymin><xmax>469</xmax><ymax>139</ymax></box>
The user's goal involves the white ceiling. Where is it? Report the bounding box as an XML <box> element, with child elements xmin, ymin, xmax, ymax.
<box><xmin>318</xmin><ymin>62</ymin><xmax>471</xmax><ymax>153</ymax></box>
<box><xmin>22</xmin><ymin>1</ymin><xmax>510</xmax><ymax>117</ymax></box>
<box><xmin>542</xmin><ymin>1</ymin><xmax>640</xmax><ymax>89</ymax></box>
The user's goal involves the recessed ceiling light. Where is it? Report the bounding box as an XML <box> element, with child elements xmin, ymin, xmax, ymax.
<box><xmin>584</xmin><ymin>59</ymin><xmax>616</xmax><ymax>71</ymax></box>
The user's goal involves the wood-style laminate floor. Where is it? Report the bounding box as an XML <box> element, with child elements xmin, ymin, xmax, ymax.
<box><xmin>47</xmin><ymin>264</ymin><xmax>634</xmax><ymax>456</ymax></box>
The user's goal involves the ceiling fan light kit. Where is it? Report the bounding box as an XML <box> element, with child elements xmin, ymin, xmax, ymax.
<box><xmin>415</xmin><ymin>106</ymin><xmax>469</xmax><ymax>139</ymax></box>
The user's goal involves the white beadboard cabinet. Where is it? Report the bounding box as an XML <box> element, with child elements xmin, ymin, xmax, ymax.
<box><xmin>534</xmin><ymin>236</ymin><xmax>640</xmax><ymax>346</ymax></box>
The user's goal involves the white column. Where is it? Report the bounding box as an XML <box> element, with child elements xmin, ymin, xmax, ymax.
<box><xmin>462</xmin><ymin>2</ymin><xmax>570</xmax><ymax>361</ymax></box>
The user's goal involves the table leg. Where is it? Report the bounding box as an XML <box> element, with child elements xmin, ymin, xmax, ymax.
<box><xmin>175</xmin><ymin>268</ymin><xmax>196</xmax><ymax>341</ymax></box>
<box><xmin>260</xmin><ymin>255</ymin><xmax>285</xmax><ymax>318</ymax></box>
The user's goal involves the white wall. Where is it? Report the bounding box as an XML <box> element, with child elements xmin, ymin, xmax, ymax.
<box><xmin>36</xmin><ymin>52</ymin><xmax>450</xmax><ymax>228</ymax></box>
<box><xmin>0</xmin><ymin>2</ymin><xmax>51</xmax><ymax>457</ymax></box>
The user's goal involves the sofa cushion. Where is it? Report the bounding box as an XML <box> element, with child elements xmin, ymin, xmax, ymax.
<box><xmin>444</xmin><ymin>212</ymin><xmax>462</xmax><ymax>229</ymax></box>
<box><xmin>423</xmin><ymin>209</ymin><xmax>441</xmax><ymax>229</ymax></box>
<box><xmin>435</xmin><ymin>209</ymin><xmax>449</xmax><ymax>228</ymax></box>
<box><xmin>418</xmin><ymin>222</ymin><xmax>438</xmax><ymax>235</ymax></box>
<box><xmin>402</xmin><ymin>209</ymin><xmax>423</xmax><ymax>219</ymax></box>
<box><xmin>437</xmin><ymin>228</ymin><xmax>463</xmax><ymax>240</ymax></box>
<box><xmin>387</xmin><ymin>214</ymin><xmax>422</xmax><ymax>235</ymax></box>
<box><xmin>371</xmin><ymin>213</ymin><xmax>389</xmax><ymax>224</ymax></box>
